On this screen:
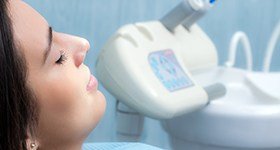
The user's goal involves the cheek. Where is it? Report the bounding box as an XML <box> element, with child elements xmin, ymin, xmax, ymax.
<box><xmin>32</xmin><ymin>69</ymin><xmax>106</xmax><ymax>141</ymax></box>
<box><xmin>33</xmin><ymin>74</ymin><xmax>86</xmax><ymax>138</ymax></box>
<box><xmin>30</xmin><ymin>67</ymin><xmax>84</xmax><ymax>124</ymax></box>
<box><xmin>40</xmin><ymin>76</ymin><xmax>81</xmax><ymax>112</ymax></box>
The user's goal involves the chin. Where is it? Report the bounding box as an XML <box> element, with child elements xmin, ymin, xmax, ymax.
<box><xmin>87</xmin><ymin>91</ymin><xmax>106</xmax><ymax>129</ymax></box>
<box><xmin>96</xmin><ymin>90</ymin><xmax>106</xmax><ymax>118</ymax></box>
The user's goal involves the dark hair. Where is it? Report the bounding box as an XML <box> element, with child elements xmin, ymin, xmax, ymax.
<box><xmin>0</xmin><ymin>0</ymin><xmax>38</xmax><ymax>150</ymax></box>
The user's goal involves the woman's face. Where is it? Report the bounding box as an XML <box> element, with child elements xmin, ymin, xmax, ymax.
<box><xmin>9</xmin><ymin>0</ymin><xmax>106</xmax><ymax>147</ymax></box>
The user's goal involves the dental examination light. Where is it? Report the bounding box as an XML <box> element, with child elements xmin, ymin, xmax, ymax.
<box><xmin>96</xmin><ymin>0</ymin><xmax>224</xmax><ymax>121</ymax></box>
<box><xmin>161</xmin><ymin>0</ymin><xmax>216</xmax><ymax>31</ymax></box>
<box><xmin>182</xmin><ymin>0</ymin><xmax>216</xmax><ymax>29</ymax></box>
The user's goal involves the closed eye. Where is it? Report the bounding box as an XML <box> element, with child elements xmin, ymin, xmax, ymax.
<box><xmin>56</xmin><ymin>50</ymin><xmax>67</xmax><ymax>65</ymax></box>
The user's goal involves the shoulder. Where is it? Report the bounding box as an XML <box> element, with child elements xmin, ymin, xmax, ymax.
<box><xmin>83</xmin><ymin>142</ymin><xmax>164</xmax><ymax>150</ymax></box>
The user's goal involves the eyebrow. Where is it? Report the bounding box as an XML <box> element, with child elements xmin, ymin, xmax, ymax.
<box><xmin>43</xmin><ymin>26</ymin><xmax>53</xmax><ymax>64</ymax></box>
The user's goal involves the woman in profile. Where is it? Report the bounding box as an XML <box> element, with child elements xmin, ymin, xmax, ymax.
<box><xmin>0</xmin><ymin>0</ymin><xmax>161</xmax><ymax>149</ymax></box>
<box><xmin>1</xmin><ymin>0</ymin><xmax>106</xmax><ymax>149</ymax></box>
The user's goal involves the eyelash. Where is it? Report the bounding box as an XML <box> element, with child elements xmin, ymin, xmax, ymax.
<box><xmin>55</xmin><ymin>51</ymin><xmax>67</xmax><ymax>65</ymax></box>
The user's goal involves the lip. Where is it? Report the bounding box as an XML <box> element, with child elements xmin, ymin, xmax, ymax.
<box><xmin>87</xmin><ymin>74</ymin><xmax>98</xmax><ymax>91</ymax></box>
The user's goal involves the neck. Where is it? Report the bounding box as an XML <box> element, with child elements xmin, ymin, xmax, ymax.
<box><xmin>38</xmin><ymin>140</ymin><xmax>84</xmax><ymax>150</ymax></box>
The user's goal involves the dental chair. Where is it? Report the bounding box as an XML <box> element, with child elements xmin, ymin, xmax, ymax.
<box><xmin>96</xmin><ymin>0</ymin><xmax>280</xmax><ymax>149</ymax></box>
<box><xmin>82</xmin><ymin>143</ymin><xmax>162</xmax><ymax>150</ymax></box>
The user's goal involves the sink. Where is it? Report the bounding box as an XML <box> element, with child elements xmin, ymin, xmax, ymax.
<box><xmin>162</xmin><ymin>67</ymin><xmax>280</xmax><ymax>150</ymax></box>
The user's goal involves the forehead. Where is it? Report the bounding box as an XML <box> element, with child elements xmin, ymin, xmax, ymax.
<box><xmin>9</xmin><ymin>0</ymin><xmax>49</xmax><ymax>66</ymax></box>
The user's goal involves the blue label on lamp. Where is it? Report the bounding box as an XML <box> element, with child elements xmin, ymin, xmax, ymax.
<box><xmin>148</xmin><ymin>50</ymin><xmax>193</xmax><ymax>92</ymax></box>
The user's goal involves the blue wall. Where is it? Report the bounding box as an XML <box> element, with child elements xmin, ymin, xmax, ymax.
<box><xmin>24</xmin><ymin>0</ymin><xmax>280</xmax><ymax>149</ymax></box>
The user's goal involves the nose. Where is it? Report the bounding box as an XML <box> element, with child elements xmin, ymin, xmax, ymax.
<box><xmin>73</xmin><ymin>37</ymin><xmax>90</xmax><ymax>68</ymax></box>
